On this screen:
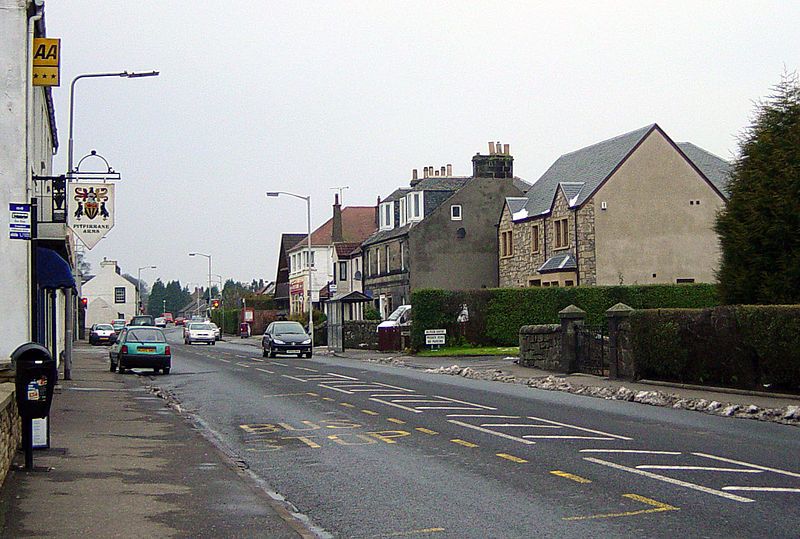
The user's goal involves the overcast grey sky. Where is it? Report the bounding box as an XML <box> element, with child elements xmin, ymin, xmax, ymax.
<box><xmin>46</xmin><ymin>1</ymin><xmax>799</xmax><ymax>289</ymax></box>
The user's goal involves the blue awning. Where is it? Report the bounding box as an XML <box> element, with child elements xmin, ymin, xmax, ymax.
<box><xmin>36</xmin><ymin>247</ymin><xmax>75</xmax><ymax>290</ymax></box>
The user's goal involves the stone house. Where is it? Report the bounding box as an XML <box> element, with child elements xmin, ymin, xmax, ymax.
<box><xmin>498</xmin><ymin>124</ymin><xmax>730</xmax><ymax>288</ymax></box>
<box><xmin>273</xmin><ymin>233</ymin><xmax>306</xmax><ymax>314</ymax></box>
<box><xmin>82</xmin><ymin>259</ymin><xmax>138</xmax><ymax>328</ymax></box>
<box><xmin>362</xmin><ymin>144</ymin><xmax>529</xmax><ymax>318</ymax></box>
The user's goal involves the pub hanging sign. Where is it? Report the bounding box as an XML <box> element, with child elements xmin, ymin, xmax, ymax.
<box><xmin>67</xmin><ymin>182</ymin><xmax>115</xmax><ymax>249</ymax></box>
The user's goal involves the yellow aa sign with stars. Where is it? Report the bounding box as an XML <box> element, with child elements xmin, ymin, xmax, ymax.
<box><xmin>32</xmin><ymin>38</ymin><xmax>60</xmax><ymax>87</ymax></box>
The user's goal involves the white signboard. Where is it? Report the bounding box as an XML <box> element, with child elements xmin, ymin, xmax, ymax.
<box><xmin>424</xmin><ymin>329</ymin><xmax>446</xmax><ymax>335</ymax></box>
<box><xmin>426</xmin><ymin>334</ymin><xmax>446</xmax><ymax>346</ymax></box>
<box><xmin>9</xmin><ymin>203</ymin><xmax>31</xmax><ymax>240</ymax></box>
<box><xmin>68</xmin><ymin>182</ymin><xmax>115</xmax><ymax>249</ymax></box>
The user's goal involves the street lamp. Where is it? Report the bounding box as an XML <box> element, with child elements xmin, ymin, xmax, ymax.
<box><xmin>189</xmin><ymin>252</ymin><xmax>212</xmax><ymax>318</ymax></box>
<box><xmin>266</xmin><ymin>191</ymin><xmax>313</xmax><ymax>351</ymax></box>
<box><xmin>63</xmin><ymin>69</ymin><xmax>159</xmax><ymax>380</ymax></box>
<box><xmin>137</xmin><ymin>265</ymin><xmax>157</xmax><ymax>315</ymax></box>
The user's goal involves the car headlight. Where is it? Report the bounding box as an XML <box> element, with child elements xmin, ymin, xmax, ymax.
<box><xmin>273</xmin><ymin>339</ymin><xmax>285</xmax><ymax>344</ymax></box>
<box><xmin>302</xmin><ymin>339</ymin><xmax>311</xmax><ymax>345</ymax></box>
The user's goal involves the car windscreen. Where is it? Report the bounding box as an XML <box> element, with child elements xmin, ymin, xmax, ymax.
<box><xmin>273</xmin><ymin>322</ymin><xmax>306</xmax><ymax>335</ymax></box>
<box><xmin>191</xmin><ymin>323</ymin><xmax>214</xmax><ymax>330</ymax></box>
<box><xmin>126</xmin><ymin>329</ymin><xmax>166</xmax><ymax>343</ymax></box>
<box><xmin>95</xmin><ymin>324</ymin><xmax>114</xmax><ymax>331</ymax></box>
<box><xmin>387</xmin><ymin>306</ymin><xmax>407</xmax><ymax>321</ymax></box>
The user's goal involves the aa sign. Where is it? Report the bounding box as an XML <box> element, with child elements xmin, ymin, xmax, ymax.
<box><xmin>67</xmin><ymin>182</ymin><xmax>115</xmax><ymax>249</ymax></box>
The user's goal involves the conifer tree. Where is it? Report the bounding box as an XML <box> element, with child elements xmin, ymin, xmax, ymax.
<box><xmin>715</xmin><ymin>73</ymin><xmax>800</xmax><ymax>304</ymax></box>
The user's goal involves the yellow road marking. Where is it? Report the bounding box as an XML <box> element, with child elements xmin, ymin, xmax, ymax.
<box><xmin>340</xmin><ymin>402</ymin><xmax>355</xmax><ymax>408</ymax></box>
<box><xmin>496</xmin><ymin>453</ymin><xmax>527</xmax><ymax>463</ymax></box>
<box><xmin>451</xmin><ymin>439</ymin><xmax>478</xmax><ymax>448</ymax></box>
<box><xmin>563</xmin><ymin>494</ymin><xmax>679</xmax><ymax>521</ymax></box>
<box><xmin>322</xmin><ymin>397</ymin><xmax>334</xmax><ymax>401</ymax></box>
<box><xmin>367</xmin><ymin>430</ymin><xmax>411</xmax><ymax>444</ymax></box>
<box><xmin>550</xmin><ymin>470</ymin><xmax>592</xmax><ymax>484</ymax></box>
<box><xmin>306</xmin><ymin>392</ymin><xmax>319</xmax><ymax>396</ymax></box>
<box><xmin>415</xmin><ymin>428</ymin><xmax>438</xmax><ymax>435</ymax></box>
<box><xmin>381</xmin><ymin>528</ymin><xmax>446</xmax><ymax>537</ymax></box>
<box><xmin>361</xmin><ymin>409</ymin><xmax>380</xmax><ymax>416</ymax></box>
<box><xmin>263</xmin><ymin>392</ymin><xmax>310</xmax><ymax>398</ymax></box>
<box><xmin>387</xmin><ymin>418</ymin><xmax>406</xmax><ymax>424</ymax></box>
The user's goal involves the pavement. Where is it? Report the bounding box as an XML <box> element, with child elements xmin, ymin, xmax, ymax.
<box><xmin>0</xmin><ymin>341</ymin><xmax>308</xmax><ymax>539</ymax></box>
<box><xmin>236</xmin><ymin>336</ymin><xmax>800</xmax><ymax>415</ymax></box>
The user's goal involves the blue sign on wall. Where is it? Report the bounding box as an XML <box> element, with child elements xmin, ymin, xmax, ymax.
<box><xmin>9</xmin><ymin>203</ymin><xmax>31</xmax><ymax>240</ymax></box>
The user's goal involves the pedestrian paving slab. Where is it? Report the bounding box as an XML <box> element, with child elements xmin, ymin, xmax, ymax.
<box><xmin>0</xmin><ymin>342</ymin><xmax>304</xmax><ymax>539</ymax></box>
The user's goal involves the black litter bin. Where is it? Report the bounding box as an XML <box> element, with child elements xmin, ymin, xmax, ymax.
<box><xmin>12</xmin><ymin>343</ymin><xmax>57</xmax><ymax>469</ymax></box>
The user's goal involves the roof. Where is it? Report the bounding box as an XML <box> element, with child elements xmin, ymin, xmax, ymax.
<box><xmin>329</xmin><ymin>291</ymin><xmax>371</xmax><ymax>303</ymax></box>
<box><xmin>412</xmin><ymin>177</ymin><xmax>470</xmax><ymax>191</ymax></box>
<box><xmin>289</xmin><ymin>207</ymin><xmax>376</xmax><ymax>251</ymax></box>
<box><xmin>513</xmin><ymin>124</ymin><xmax>731</xmax><ymax>221</ymax></box>
<box><xmin>538</xmin><ymin>253</ymin><xmax>577</xmax><ymax>274</ymax></box>
<box><xmin>334</xmin><ymin>242</ymin><xmax>361</xmax><ymax>257</ymax></box>
<box><xmin>382</xmin><ymin>188</ymin><xmax>410</xmax><ymax>202</ymax></box>
<box><xmin>362</xmin><ymin>223</ymin><xmax>412</xmax><ymax>247</ymax></box>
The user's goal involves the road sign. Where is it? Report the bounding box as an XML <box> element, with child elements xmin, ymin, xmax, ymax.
<box><xmin>32</xmin><ymin>38</ymin><xmax>60</xmax><ymax>87</ymax></box>
<box><xmin>67</xmin><ymin>182</ymin><xmax>114</xmax><ymax>249</ymax></box>
<box><xmin>424</xmin><ymin>329</ymin><xmax>446</xmax><ymax>335</ymax></box>
<box><xmin>425</xmin><ymin>334</ymin><xmax>446</xmax><ymax>346</ymax></box>
<box><xmin>9</xmin><ymin>203</ymin><xmax>31</xmax><ymax>240</ymax></box>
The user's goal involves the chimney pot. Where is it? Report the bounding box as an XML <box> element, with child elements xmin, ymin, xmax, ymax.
<box><xmin>488</xmin><ymin>142</ymin><xmax>495</xmax><ymax>154</ymax></box>
<box><xmin>440</xmin><ymin>166</ymin><xmax>446</xmax><ymax>176</ymax></box>
<box><xmin>503</xmin><ymin>144</ymin><xmax>510</xmax><ymax>155</ymax></box>
<box><xmin>435</xmin><ymin>170</ymin><xmax>440</xmax><ymax>176</ymax></box>
<box><xmin>334</xmin><ymin>193</ymin><xmax>339</xmax><ymax>205</ymax></box>
<box><xmin>423</xmin><ymin>167</ymin><xmax>429</xmax><ymax>178</ymax></box>
<box><xmin>446</xmin><ymin>164</ymin><xmax>452</xmax><ymax>176</ymax></box>
<box><xmin>412</xmin><ymin>168</ymin><xmax>418</xmax><ymax>181</ymax></box>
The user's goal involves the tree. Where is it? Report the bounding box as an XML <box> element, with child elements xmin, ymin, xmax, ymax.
<box><xmin>147</xmin><ymin>279</ymin><xmax>166</xmax><ymax>315</ymax></box>
<box><xmin>715</xmin><ymin>73</ymin><xmax>800</xmax><ymax>304</ymax></box>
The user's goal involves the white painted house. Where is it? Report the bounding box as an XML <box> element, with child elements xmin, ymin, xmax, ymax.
<box><xmin>82</xmin><ymin>259</ymin><xmax>137</xmax><ymax>328</ymax></box>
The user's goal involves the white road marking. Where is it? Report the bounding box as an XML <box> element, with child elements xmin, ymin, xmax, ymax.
<box><xmin>250</xmin><ymin>358</ymin><xmax>264</xmax><ymax>362</ymax></box>
<box><xmin>349</xmin><ymin>388</ymin><xmax>415</xmax><ymax>393</ymax></box>
<box><xmin>318</xmin><ymin>384</ymin><xmax>355</xmax><ymax>394</ymax></box>
<box><xmin>372</xmin><ymin>382</ymin><xmax>417</xmax><ymax>392</ymax></box>
<box><xmin>481</xmin><ymin>424</ymin><xmax>561</xmax><ymax>428</ymax></box>
<box><xmin>584</xmin><ymin>457</ymin><xmax>754</xmax><ymax>503</ymax></box>
<box><xmin>447</xmin><ymin>414</ymin><xmax>521</xmax><ymax>419</ymax></box>
<box><xmin>418</xmin><ymin>406</ymin><xmax>491</xmax><ymax>410</ymax></box>
<box><xmin>281</xmin><ymin>375</ymin><xmax>308</xmax><ymax>382</ymax></box>
<box><xmin>219</xmin><ymin>358</ymin><xmax>231</xmax><ymax>363</ymax></box>
<box><xmin>448</xmin><ymin>420</ymin><xmax>536</xmax><ymax>445</ymax></box>
<box><xmin>369</xmin><ymin>398</ymin><xmax>423</xmax><ymax>414</ymax></box>
<box><xmin>256</xmin><ymin>368</ymin><xmax>274</xmax><ymax>374</ymax></box>
<box><xmin>524</xmin><ymin>435</ymin><xmax>615</xmax><ymax>440</ymax></box>
<box><xmin>580</xmin><ymin>450</ymin><xmax>681</xmax><ymax>455</ymax></box>
<box><xmin>295</xmin><ymin>367</ymin><xmax>318</xmax><ymax>372</ymax></box>
<box><xmin>367</xmin><ymin>394</ymin><xmax>422</xmax><ymax>398</ymax></box>
<box><xmin>270</xmin><ymin>361</ymin><xmax>288</xmax><ymax>366</ymax></box>
<box><xmin>389</xmin><ymin>399</ymin><xmax>451</xmax><ymax>403</ymax></box>
<box><xmin>235</xmin><ymin>362</ymin><xmax>251</xmax><ymax>368</ymax></box>
<box><xmin>637</xmin><ymin>466</ymin><xmax>763</xmax><ymax>473</ymax></box>
<box><xmin>434</xmin><ymin>395</ymin><xmax>496</xmax><ymax>410</ymax></box>
<box><xmin>722</xmin><ymin>487</ymin><xmax>800</xmax><ymax>493</ymax></box>
<box><xmin>236</xmin><ymin>355</ymin><xmax>248</xmax><ymax>358</ymax></box>
<box><xmin>526</xmin><ymin>416</ymin><xmax>632</xmax><ymax>440</ymax></box>
<box><xmin>693</xmin><ymin>453</ymin><xmax>800</xmax><ymax>479</ymax></box>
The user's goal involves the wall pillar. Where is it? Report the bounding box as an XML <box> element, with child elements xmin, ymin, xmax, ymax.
<box><xmin>558</xmin><ymin>305</ymin><xmax>586</xmax><ymax>373</ymax></box>
<box><xmin>606</xmin><ymin>302</ymin><xmax>634</xmax><ymax>379</ymax></box>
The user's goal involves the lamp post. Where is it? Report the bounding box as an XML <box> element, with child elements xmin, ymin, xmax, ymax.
<box><xmin>266</xmin><ymin>191</ymin><xmax>313</xmax><ymax>351</ymax></box>
<box><xmin>63</xmin><ymin>69</ymin><xmax>158</xmax><ymax>380</ymax></box>
<box><xmin>189</xmin><ymin>252</ymin><xmax>212</xmax><ymax>318</ymax></box>
<box><xmin>137</xmin><ymin>265</ymin><xmax>157</xmax><ymax>315</ymax></box>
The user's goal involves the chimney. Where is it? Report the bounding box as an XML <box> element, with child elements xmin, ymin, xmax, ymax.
<box><xmin>435</xmin><ymin>169</ymin><xmax>440</xmax><ymax>177</ymax></box>
<box><xmin>472</xmin><ymin>142</ymin><xmax>514</xmax><ymax>179</ymax></box>
<box><xmin>412</xmin><ymin>169</ymin><xmax>418</xmax><ymax>181</ymax></box>
<box><xmin>331</xmin><ymin>194</ymin><xmax>343</xmax><ymax>243</ymax></box>
<box><xmin>375</xmin><ymin>196</ymin><xmax>381</xmax><ymax>228</ymax></box>
<box><xmin>446</xmin><ymin>164</ymin><xmax>452</xmax><ymax>176</ymax></box>
<box><xmin>423</xmin><ymin>167</ymin><xmax>429</xmax><ymax>178</ymax></box>
<box><xmin>440</xmin><ymin>166</ymin><xmax>446</xmax><ymax>176</ymax></box>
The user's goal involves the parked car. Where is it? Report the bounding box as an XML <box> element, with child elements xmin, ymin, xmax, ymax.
<box><xmin>163</xmin><ymin>312</ymin><xmax>174</xmax><ymax>324</ymax></box>
<box><xmin>109</xmin><ymin>326</ymin><xmax>171</xmax><ymax>374</ymax></box>
<box><xmin>154</xmin><ymin>317</ymin><xmax>167</xmax><ymax>328</ymax></box>
<box><xmin>262</xmin><ymin>321</ymin><xmax>312</xmax><ymax>358</ymax></box>
<box><xmin>89</xmin><ymin>323</ymin><xmax>116</xmax><ymax>345</ymax></box>
<box><xmin>377</xmin><ymin>305</ymin><xmax>411</xmax><ymax>330</ymax></box>
<box><xmin>111</xmin><ymin>319</ymin><xmax>126</xmax><ymax>334</ymax></box>
<box><xmin>130</xmin><ymin>315</ymin><xmax>155</xmax><ymax>326</ymax></box>
<box><xmin>174</xmin><ymin>317</ymin><xmax>185</xmax><ymax>326</ymax></box>
<box><xmin>210</xmin><ymin>322</ymin><xmax>221</xmax><ymax>341</ymax></box>
<box><xmin>185</xmin><ymin>322</ymin><xmax>216</xmax><ymax>345</ymax></box>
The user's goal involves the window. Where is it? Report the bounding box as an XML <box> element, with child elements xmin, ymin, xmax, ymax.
<box><xmin>376</xmin><ymin>248</ymin><xmax>381</xmax><ymax>275</ymax></box>
<box><xmin>565</xmin><ymin>280</ymin><xmax>574</xmax><ymax>287</ymax></box>
<box><xmin>554</xmin><ymin>218</ymin><xmax>569</xmax><ymax>249</ymax></box>
<box><xmin>408</xmin><ymin>192</ymin><xmax>423</xmax><ymax>221</ymax></box>
<box><xmin>399</xmin><ymin>198</ymin><xmax>407</xmax><ymax>226</ymax></box>
<box><xmin>500</xmin><ymin>230</ymin><xmax>513</xmax><ymax>258</ymax></box>
<box><xmin>380</xmin><ymin>202</ymin><xmax>394</xmax><ymax>230</ymax></box>
<box><xmin>531</xmin><ymin>224</ymin><xmax>540</xmax><ymax>254</ymax></box>
<box><xmin>400</xmin><ymin>242</ymin><xmax>405</xmax><ymax>270</ymax></box>
<box><xmin>451</xmin><ymin>205</ymin><xmax>462</xmax><ymax>220</ymax></box>
<box><xmin>528</xmin><ymin>279</ymin><xmax>541</xmax><ymax>287</ymax></box>
<box><xmin>339</xmin><ymin>261</ymin><xmax>347</xmax><ymax>281</ymax></box>
<box><xmin>385</xmin><ymin>245</ymin><xmax>390</xmax><ymax>273</ymax></box>
<box><xmin>676</xmin><ymin>278</ymin><xmax>695</xmax><ymax>284</ymax></box>
<box><xmin>114</xmin><ymin>287</ymin><xmax>126</xmax><ymax>304</ymax></box>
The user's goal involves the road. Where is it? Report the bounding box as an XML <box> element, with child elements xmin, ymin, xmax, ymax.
<box><xmin>142</xmin><ymin>328</ymin><xmax>800</xmax><ymax>538</ymax></box>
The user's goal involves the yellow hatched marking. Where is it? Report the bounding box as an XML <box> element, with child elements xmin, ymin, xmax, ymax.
<box><xmin>551</xmin><ymin>470</ymin><xmax>592</xmax><ymax>484</ymax></box>
<box><xmin>563</xmin><ymin>494</ymin><xmax>678</xmax><ymax>521</ymax></box>
<box><xmin>497</xmin><ymin>453</ymin><xmax>528</xmax><ymax>463</ymax></box>
<box><xmin>340</xmin><ymin>402</ymin><xmax>355</xmax><ymax>408</ymax></box>
<box><xmin>361</xmin><ymin>409</ymin><xmax>380</xmax><ymax>416</ymax></box>
<box><xmin>451</xmin><ymin>439</ymin><xmax>478</xmax><ymax>448</ymax></box>
<box><xmin>387</xmin><ymin>418</ymin><xmax>406</xmax><ymax>425</ymax></box>
<box><xmin>415</xmin><ymin>428</ymin><xmax>438</xmax><ymax>435</ymax></box>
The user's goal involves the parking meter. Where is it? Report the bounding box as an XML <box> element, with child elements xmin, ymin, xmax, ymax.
<box><xmin>11</xmin><ymin>343</ymin><xmax>57</xmax><ymax>469</ymax></box>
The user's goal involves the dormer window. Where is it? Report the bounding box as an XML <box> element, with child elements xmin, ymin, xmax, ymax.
<box><xmin>380</xmin><ymin>202</ymin><xmax>394</xmax><ymax>230</ymax></box>
<box><xmin>399</xmin><ymin>198</ymin><xmax>407</xmax><ymax>226</ymax></box>
<box><xmin>407</xmin><ymin>191</ymin><xmax>424</xmax><ymax>222</ymax></box>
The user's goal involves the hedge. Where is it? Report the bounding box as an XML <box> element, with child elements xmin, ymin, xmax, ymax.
<box><xmin>210</xmin><ymin>308</ymin><xmax>240</xmax><ymax>335</ymax></box>
<box><xmin>411</xmin><ymin>284</ymin><xmax>718</xmax><ymax>349</ymax></box>
<box><xmin>630</xmin><ymin>305</ymin><xmax>800</xmax><ymax>392</ymax></box>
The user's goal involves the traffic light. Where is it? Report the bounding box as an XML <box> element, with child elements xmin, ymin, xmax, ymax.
<box><xmin>211</xmin><ymin>299</ymin><xmax>220</xmax><ymax>309</ymax></box>
<box><xmin>80</xmin><ymin>297</ymin><xmax>88</xmax><ymax>308</ymax></box>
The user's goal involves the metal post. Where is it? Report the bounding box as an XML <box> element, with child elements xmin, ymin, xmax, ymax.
<box><xmin>307</xmin><ymin>196</ymin><xmax>313</xmax><ymax>351</ymax></box>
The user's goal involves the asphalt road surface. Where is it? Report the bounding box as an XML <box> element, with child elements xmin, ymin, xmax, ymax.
<box><xmin>138</xmin><ymin>328</ymin><xmax>800</xmax><ymax>538</ymax></box>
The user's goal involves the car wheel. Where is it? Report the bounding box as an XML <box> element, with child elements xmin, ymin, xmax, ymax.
<box><xmin>109</xmin><ymin>361</ymin><xmax>116</xmax><ymax>372</ymax></box>
<box><xmin>117</xmin><ymin>363</ymin><xmax>125</xmax><ymax>374</ymax></box>
<box><xmin>262</xmin><ymin>347</ymin><xmax>268</xmax><ymax>358</ymax></box>
<box><xmin>268</xmin><ymin>345</ymin><xmax>276</xmax><ymax>358</ymax></box>
<box><xmin>211</xmin><ymin>341</ymin><xmax>215</xmax><ymax>346</ymax></box>
<box><xmin>305</xmin><ymin>352</ymin><xmax>313</xmax><ymax>359</ymax></box>
<box><xmin>163</xmin><ymin>367</ymin><xmax>170</xmax><ymax>374</ymax></box>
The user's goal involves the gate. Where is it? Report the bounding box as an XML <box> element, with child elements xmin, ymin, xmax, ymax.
<box><xmin>575</xmin><ymin>323</ymin><xmax>610</xmax><ymax>376</ymax></box>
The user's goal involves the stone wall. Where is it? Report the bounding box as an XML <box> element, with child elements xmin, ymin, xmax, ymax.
<box><xmin>343</xmin><ymin>321</ymin><xmax>380</xmax><ymax>350</ymax></box>
<box><xmin>576</xmin><ymin>199</ymin><xmax>596</xmax><ymax>285</ymax></box>
<box><xmin>0</xmin><ymin>382</ymin><xmax>20</xmax><ymax>485</ymax></box>
<box><xmin>519</xmin><ymin>324</ymin><xmax>562</xmax><ymax>370</ymax></box>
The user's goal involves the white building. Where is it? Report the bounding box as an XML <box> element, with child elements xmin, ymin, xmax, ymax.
<box><xmin>0</xmin><ymin>1</ymin><xmax>64</xmax><ymax>363</ymax></box>
<box><xmin>82</xmin><ymin>259</ymin><xmax>137</xmax><ymax>328</ymax></box>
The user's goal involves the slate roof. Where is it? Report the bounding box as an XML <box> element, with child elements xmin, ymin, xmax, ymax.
<box><xmin>538</xmin><ymin>253</ymin><xmax>577</xmax><ymax>274</ymax></box>
<box><xmin>289</xmin><ymin>207</ymin><xmax>377</xmax><ymax>251</ymax></box>
<box><xmin>362</xmin><ymin>223</ymin><xmax>412</xmax><ymax>247</ymax></box>
<box><xmin>511</xmin><ymin>124</ymin><xmax>731</xmax><ymax>222</ymax></box>
<box><xmin>411</xmin><ymin>177</ymin><xmax>470</xmax><ymax>191</ymax></box>
<box><xmin>383</xmin><ymin>188</ymin><xmax>410</xmax><ymax>202</ymax></box>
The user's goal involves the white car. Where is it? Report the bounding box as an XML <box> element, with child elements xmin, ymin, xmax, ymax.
<box><xmin>154</xmin><ymin>317</ymin><xmax>167</xmax><ymax>328</ymax></box>
<box><xmin>210</xmin><ymin>322</ymin><xmax>221</xmax><ymax>341</ymax></box>
<box><xmin>184</xmin><ymin>322</ymin><xmax>216</xmax><ymax>345</ymax></box>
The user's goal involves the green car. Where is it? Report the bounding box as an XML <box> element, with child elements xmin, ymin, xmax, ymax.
<box><xmin>109</xmin><ymin>326</ymin><xmax>172</xmax><ymax>374</ymax></box>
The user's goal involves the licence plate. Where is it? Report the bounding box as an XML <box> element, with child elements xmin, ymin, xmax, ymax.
<box><xmin>138</xmin><ymin>347</ymin><xmax>155</xmax><ymax>353</ymax></box>
<box><xmin>287</xmin><ymin>349</ymin><xmax>300</xmax><ymax>354</ymax></box>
